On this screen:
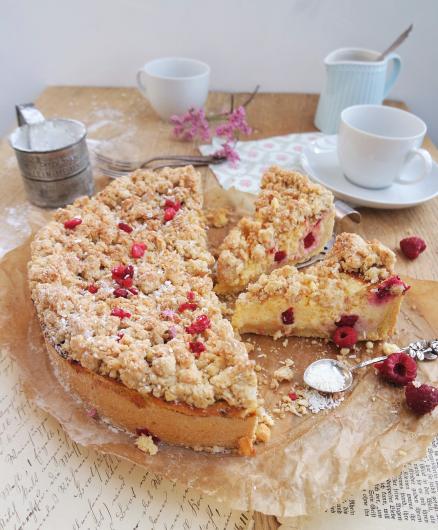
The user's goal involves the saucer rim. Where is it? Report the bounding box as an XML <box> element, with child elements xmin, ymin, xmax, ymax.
<box><xmin>301</xmin><ymin>143</ymin><xmax>438</xmax><ymax>209</ymax></box>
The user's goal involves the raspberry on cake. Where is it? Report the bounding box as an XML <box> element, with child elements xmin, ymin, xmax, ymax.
<box><xmin>232</xmin><ymin>233</ymin><xmax>409</xmax><ymax>342</ymax></box>
<box><xmin>215</xmin><ymin>166</ymin><xmax>335</xmax><ymax>294</ymax></box>
<box><xmin>29</xmin><ymin>166</ymin><xmax>260</xmax><ymax>455</ymax></box>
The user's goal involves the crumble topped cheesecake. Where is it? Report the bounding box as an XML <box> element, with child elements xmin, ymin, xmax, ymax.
<box><xmin>215</xmin><ymin>166</ymin><xmax>335</xmax><ymax>294</ymax></box>
<box><xmin>29</xmin><ymin>166</ymin><xmax>259</xmax><ymax>454</ymax></box>
<box><xmin>232</xmin><ymin>233</ymin><xmax>409</xmax><ymax>341</ymax></box>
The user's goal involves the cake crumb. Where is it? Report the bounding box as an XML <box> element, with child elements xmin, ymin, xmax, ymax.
<box><xmin>135</xmin><ymin>435</ymin><xmax>158</xmax><ymax>455</ymax></box>
<box><xmin>340</xmin><ymin>348</ymin><xmax>350</xmax><ymax>355</ymax></box>
<box><xmin>282</xmin><ymin>338</ymin><xmax>289</xmax><ymax>347</ymax></box>
<box><xmin>205</xmin><ymin>207</ymin><xmax>230</xmax><ymax>228</ymax></box>
<box><xmin>273</xmin><ymin>365</ymin><xmax>294</xmax><ymax>382</ymax></box>
<box><xmin>382</xmin><ymin>342</ymin><xmax>400</xmax><ymax>355</ymax></box>
<box><xmin>366</xmin><ymin>341</ymin><xmax>374</xmax><ymax>350</ymax></box>
<box><xmin>256</xmin><ymin>423</ymin><xmax>271</xmax><ymax>443</ymax></box>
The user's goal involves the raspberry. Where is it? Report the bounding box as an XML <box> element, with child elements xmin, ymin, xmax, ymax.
<box><xmin>371</xmin><ymin>276</ymin><xmax>410</xmax><ymax>304</ymax></box>
<box><xmin>115</xmin><ymin>277</ymin><xmax>133</xmax><ymax>288</ymax></box>
<box><xmin>87</xmin><ymin>284</ymin><xmax>99</xmax><ymax>294</ymax></box>
<box><xmin>281</xmin><ymin>307</ymin><xmax>294</xmax><ymax>325</ymax></box>
<box><xmin>116</xmin><ymin>331</ymin><xmax>124</xmax><ymax>342</ymax></box>
<box><xmin>274</xmin><ymin>250</ymin><xmax>287</xmax><ymax>262</ymax></box>
<box><xmin>178</xmin><ymin>302</ymin><xmax>198</xmax><ymax>313</ymax></box>
<box><xmin>186</xmin><ymin>315</ymin><xmax>211</xmax><ymax>334</ymax></box>
<box><xmin>303</xmin><ymin>232</ymin><xmax>315</xmax><ymax>249</ymax></box>
<box><xmin>112</xmin><ymin>264</ymin><xmax>134</xmax><ymax>280</ymax></box>
<box><xmin>400</xmin><ymin>236</ymin><xmax>426</xmax><ymax>260</ymax></box>
<box><xmin>131</xmin><ymin>242</ymin><xmax>147</xmax><ymax>258</ymax></box>
<box><xmin>375</xmin><ymin>352</ymin><xmax>417</xmax><ymax>385</ymax></box>
<box><xmin>405</xmin><ymin>382</ymin><xmax>438</xmax><ymax>414</ymax></box>
<box><xmin>164</xmin><ymin>199</ymin><xmax>181</xmax><ymax>211</ymax></box>
<box><xmin>288</xmin><ymin>392</ymin><xmax>298</xmax><ymax>401</ymax></box>
<box><xmin>164</xmin><ymin>207</ymin><xmax>177</xmax><ymax>222</ymax></box>
<box><xmin>189</xmin><ymin>341</ymin><xmax>206</xmax><ymax>357</ymax></box>
<box><xmin>113</xmin><ymin>287</ymin><xmax>130</xmax><ymax>298</ymax></box>
<box><xmin>332</xmin><ymin>326</ymin><xmax>358</xmax><ymax>348</ymax></box>
<box><xmin>64</xmin><ymin>217</ymin><xmax>82</xmax><ymax>229</ymax></box>
<box><xmin>335</xmin><ymin>314</ymin><xmax>358</xmax><ymax>328</ymax></box>
<box><xmin>112</xmin><ymin>264</ymin><xmax>135</xmax><ymax>287</ymax></box>
<box><xmin>187</xmin><ymin>291</ymin><xmax>196</xmax><ymax>301</ymax></box>
<box><xmin>111</xmin><ymin>307</ymin><xmax>131</xmax><ymax>319</ymax></box>
<box><xmin>128</xmin><ymin>287</ymin><xmax>139</xmax><ymax>295</ymax></box>
<box><xmin>118</xmin><ymin>222</ymin><xmax>133</xmax><ymax>233</ymax></box>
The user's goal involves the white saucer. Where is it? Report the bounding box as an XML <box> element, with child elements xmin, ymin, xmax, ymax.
<box><xmin>301</xmin><ymin>137</ymin><xmax>438</xmax><ymax>209</ymax></box>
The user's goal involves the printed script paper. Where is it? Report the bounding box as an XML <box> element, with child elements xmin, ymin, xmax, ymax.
<box><xmin>0</xmin><ymin>348</ymin><xmax>252</xmax><ymax>530</ymax></box>
<box><xmin>278</xmin><ymin>439</ymin><xmax>438</xmax><ymax>529</ymax></box>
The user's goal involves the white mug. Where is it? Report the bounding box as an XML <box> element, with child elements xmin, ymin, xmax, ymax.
<box><xmin>136</xmin><ymin>57</ymin><xmax>210</xmax><ymax>120</ymax></box>
<box><xmin>338</xmin><ymin>105</ymin><xmax>432</xmax><ymax>189</ymax></box>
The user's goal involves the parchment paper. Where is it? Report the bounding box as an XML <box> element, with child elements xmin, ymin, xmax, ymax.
<box><xmin>1</xmin><ymin>179</ymin><xmax>437</xmax><ymax>518</ymax></box>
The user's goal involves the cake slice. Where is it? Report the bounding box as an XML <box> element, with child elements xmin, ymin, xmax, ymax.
<box><xmin>215</xmin><ymin>166</ymin><xmax>335</xmax><ymax>294</ymax></box>
<box><xmin>232</xmin><ymin>233</ymin><xmax>409</xmax><ymax>342</ymax></box>
<box><xmin>29</xmin><ymin>166</ymin><xmax>259</xmax><ymax>455</ymax></box>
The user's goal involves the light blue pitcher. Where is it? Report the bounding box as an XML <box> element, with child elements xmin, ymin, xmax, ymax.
<box><xmin>315</xmin><ymin>48</ymin><xmax>401</xmax><ymax>134</ymax></box>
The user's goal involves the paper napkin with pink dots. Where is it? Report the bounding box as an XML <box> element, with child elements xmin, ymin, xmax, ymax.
<box><xmin>199</xmin><ymin>132</ymin><xmax>323</xmax><ymax>194</ymax></box>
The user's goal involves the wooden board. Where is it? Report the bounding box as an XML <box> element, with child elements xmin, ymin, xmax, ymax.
<box><xmin>1</xmin><ymin>87</ymin><xmax>437</xmax><ymax>529</ymax></box>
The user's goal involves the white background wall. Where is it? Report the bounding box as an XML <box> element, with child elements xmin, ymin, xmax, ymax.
<box><xmin>1</xmin><ymin>0</ymin><xmax>437</xmax><ymax>141</ymax></box>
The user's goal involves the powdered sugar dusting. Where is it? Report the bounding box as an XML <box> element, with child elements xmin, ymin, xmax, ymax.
<box><xmin>304</xmin><ymin>389</ymin><xmax>344</xmax><ymax>413</ymax></box>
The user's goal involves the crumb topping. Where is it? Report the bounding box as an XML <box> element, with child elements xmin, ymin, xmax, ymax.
<box><xmin>216</xmin><ymin>166</ymin><xmax>334</xmax><ymax>292</ymax></box>
<box><xmin>318</xmin><ymin>233</ymin><xmax>395</xmax><ymax>283</ymax></box>
<box><xmin>238</xmin><ymin>233</ymin><xmax>396</xmax><ymax>306</ymax></box>
<box><xmin>29</xmin><ymin>166</ymin><xmax>257</xmax><ymax>411</ymax></box>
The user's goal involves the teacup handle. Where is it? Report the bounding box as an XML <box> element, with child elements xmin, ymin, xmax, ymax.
<box><xmin>136</xmin><ymin>69</ymin><xmax>148</xmax><ymax>97</ymax></box>
<box><xmin>396</xmin><ymin>148</ymin><xmax>433</xmax><ymax>185</ymax></box>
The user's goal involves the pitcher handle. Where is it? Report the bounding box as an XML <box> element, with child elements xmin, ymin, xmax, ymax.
<box><xmin>383</xmin><ymin>53</ymin><xmax>402</xmax><ymax>99</ymax></box>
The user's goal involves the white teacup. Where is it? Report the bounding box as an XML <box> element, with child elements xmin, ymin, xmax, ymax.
<box><xmin>136</xmin><ymin>57</ymin><xmax>210</xmax><ymax>120</ymax></box>
<box><xmin>338</xmin><ymin>105</ymin><xmax>432</xmax><ymax>189</ymax></box>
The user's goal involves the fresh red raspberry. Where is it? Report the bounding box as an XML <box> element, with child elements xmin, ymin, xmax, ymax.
<box><xmin>164</xmin><ymin>207</ymin><xmax>177</xmax><ymax>222</ymax></box>
<box><xmin>164</xmin><ymin>199</ymin><xmax>181</xmax><ymax>211</ymax></box>
<box><xmin>371</xmin><ymin>275</ymin><xmax>410</xmax><ymax>304</ymax></box>
<box><xmin>187</xmin><ymin>291</ymin><xmax>196</xmax><ymax>301</ymax></box>
<box><xmin>375</xmin><ymin>352</ymin><xmax>417</xmax><ymax>385</ymax></box>
<box><xmin>405</xmin><ymin>382</ymin><xmax>438</xmax><ymax>414</ymax></box>
<box><xmin>189</xmin><ymin>341</ymin><xmax>206</xmax><ymax>357</ymax></box>
<box><xmin>87</xmin><ymin>284</ymin><xmax>99</xmax><ymax>294</ymax></box>
<box><xmin>178</xmin><ymin>302</ymin><xmax>198</xmax><ymax>313</ymax></box>
<box><xmin>332</xmin><ymin>326</ymin><xmax>358</xmax><ymax>348</ymax></box>
<box><xmin>111</xmin><ymin>307</ymin><xmax>131</xmax><ymax>319</ymax></box>
<box><xmin>186</xmin><ymin>315</ymin><xmax>211</xmax><ymax>334</ymax></box>
<box><xmin>288</xmin><ymin>392</ymin><xmax>298</xmax><ymax>401</ymax></box>
<box><xmin>131</xmin><ymin>242</ymin><xmax>147</xmax><ymax>258</ymax></box>
<box><xmin>128</xmin><ymin>287</ymin><xmax>139</xmax><ymax>295</ymax></box>
<box><xmin>274</xmin><ymin>250</ymin><xmax>287</xmax><ymax>262</ymax></box>
<box><xmin>113</xmin><ymin>288</ymin><xmax>130</xmax><ymax>298</ymax></box>
<box><xmin>64</xmin><ymin>217</ymin><xmax>82</xmax><ymax>229</ymax></box>
<box><xmin>335</xmin><ymin>314</ymin><xmax>358</xmax><ymax>328</ymax></box>
<box><xmin>400</xmin><ymin>236</ymin><xmax>426</xmax><ymax>260</ymax></box>
<box><xmin>281</xmin><ymin>307</ymin><xmax>294</xmax><ymax>325</ymax></box>
<box><xmin>303</xmin><ymin>232</ymin><xmax>315</xmax><ymax>249</ymax></box>
<box><xmin>118</xmin><ymin>222</ymin><xmax>133</xmax><ymax>233</ymax></box>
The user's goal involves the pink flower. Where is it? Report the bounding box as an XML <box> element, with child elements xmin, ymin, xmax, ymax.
<box><xmin>170</xmin><ymin>108</ymin><xmax>211</xmax><ymax>142</ymax></box>
<box><xmin>214</xmin><ymin>141</ymin><xmax>240</xmax><ymax>167</ymax></box>
<box><xmin>215</xmin><ymin>106</ymin><xmax>251</xmax><ymax>141</ymax></box>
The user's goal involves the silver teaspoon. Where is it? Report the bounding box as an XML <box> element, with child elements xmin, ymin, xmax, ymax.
<box><xmin>303</xmin><ymin>339</ymin><xmax>438</xmax><ymax>394</ymax></box>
